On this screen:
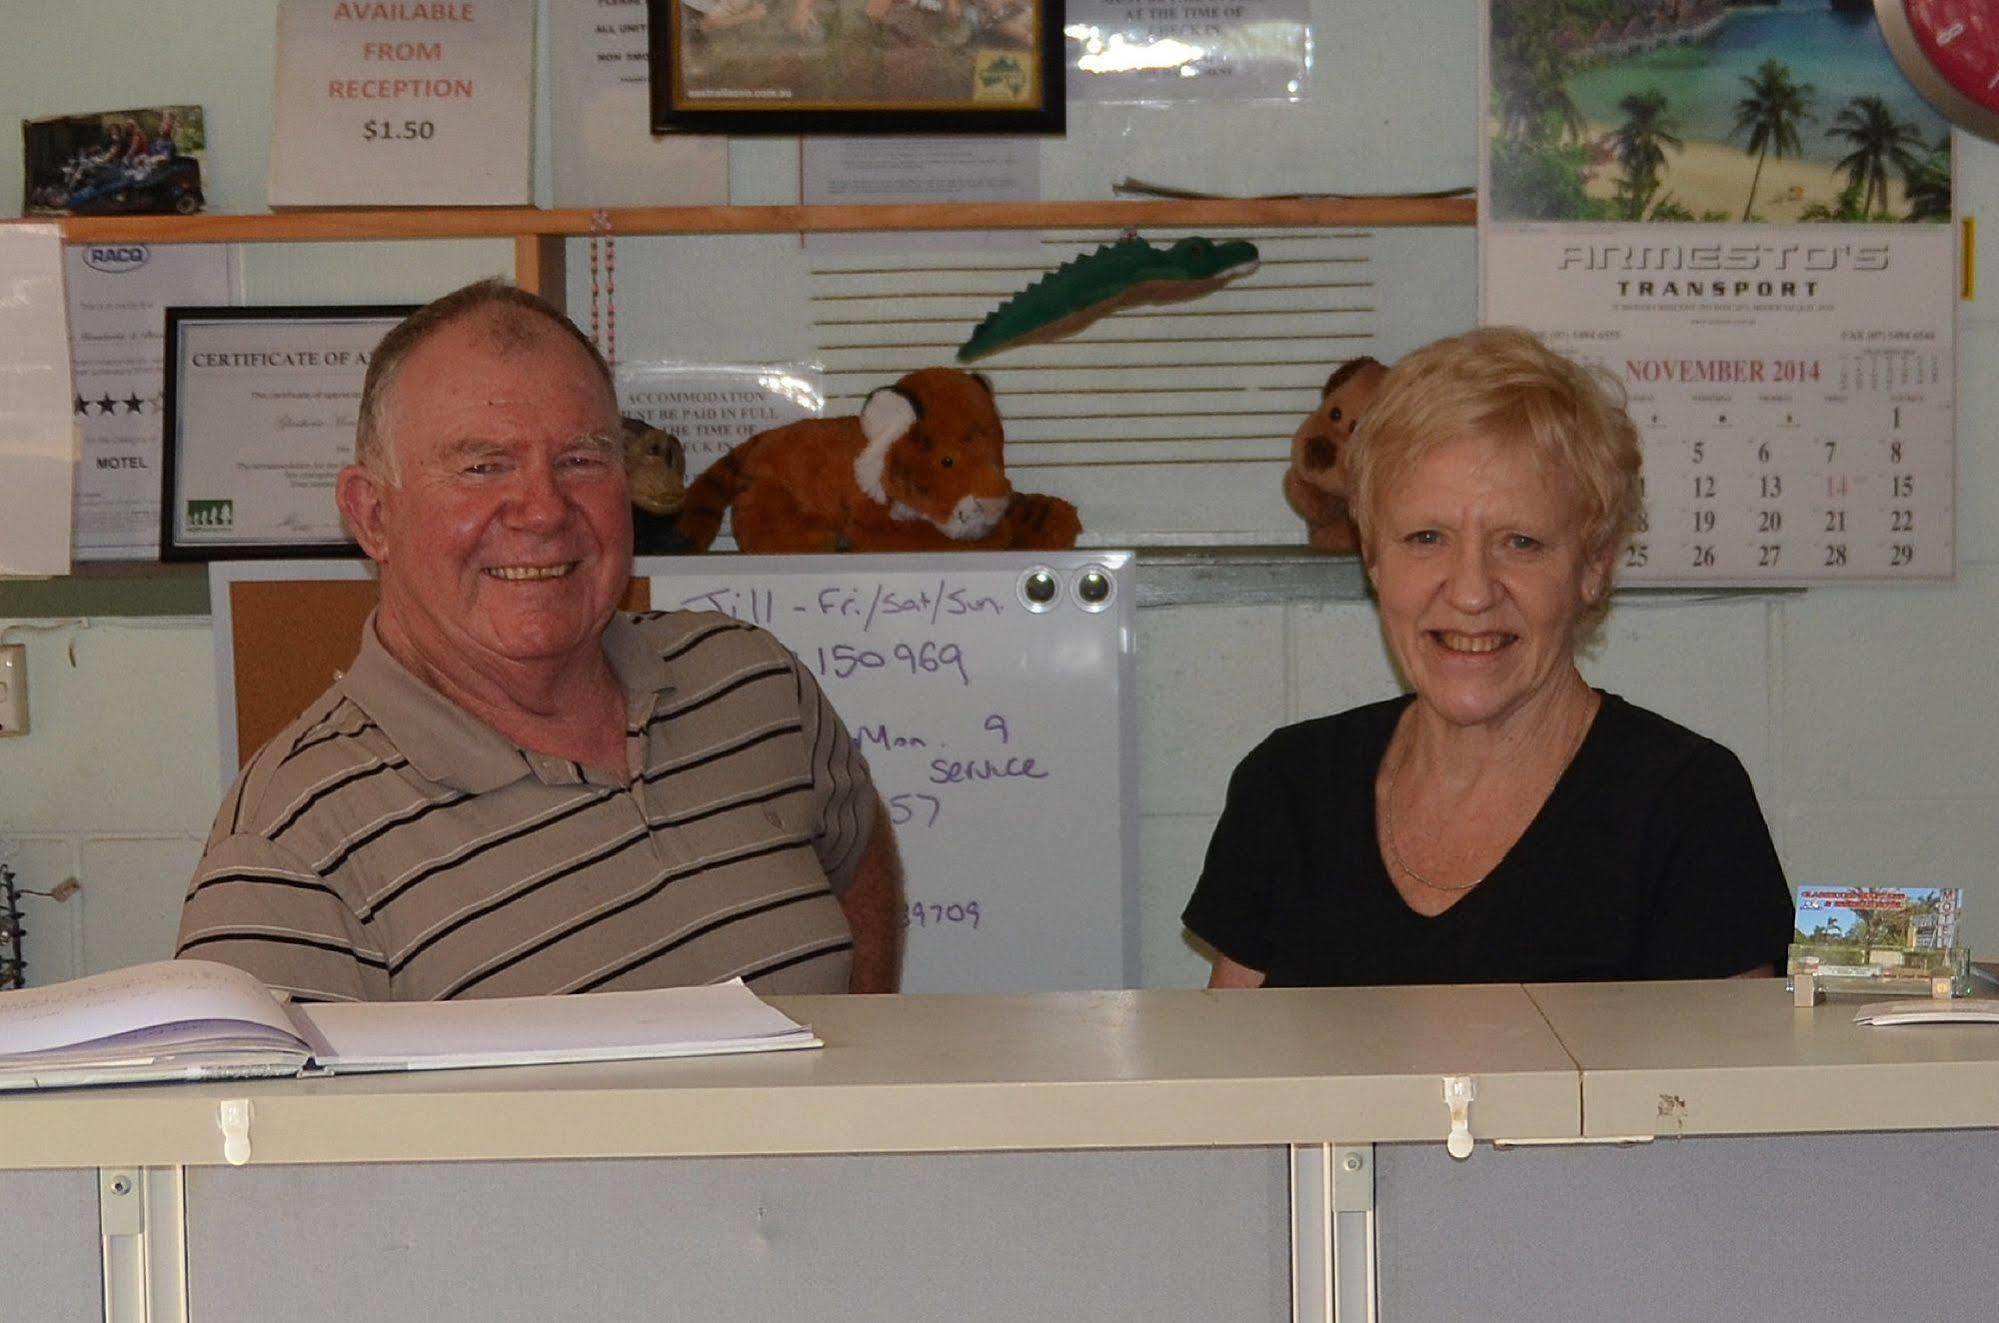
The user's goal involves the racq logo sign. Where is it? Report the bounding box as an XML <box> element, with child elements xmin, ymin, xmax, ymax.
<box><xmin>83</xmin><ymin>245</ymin><xmax>149</xmax><ymax>274</ymax></box>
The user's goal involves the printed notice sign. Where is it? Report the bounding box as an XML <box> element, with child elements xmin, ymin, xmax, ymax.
<box><xmin>1064</xmin><ymin>0</ymin><xmax>1309</xmax><ymax>103</ymax></box>
<box><xmin>0</xmin><ymin>225</ymin><xmax>75</xmax><ymax>576</ymax></box>
<box><xmin>65</xmin><ymin>243</ymin><xmax>237</xmax><ymax>561</ymax></box>
<box><xmin>548</xmin><ymin>0</ymin><xmax>727</xmax><ymax>206</ymax></box>
<box><xmin>801</xmin><ymin>137</ymin><xmax>1040</xmax><ymax>254</ymax></box>
<box><xmin>617</xmin><ymin>364</ymin><xmax>824</xmax><ymax>487</ymax></box>
<box><xmin>268</xmin><ymin>0</ymin><xmax>533</xmax><ymax>206</ymax></box>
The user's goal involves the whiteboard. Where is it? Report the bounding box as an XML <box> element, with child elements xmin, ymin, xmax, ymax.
<box><xmin>645</xmin><ymin>553</ymin><xmax>1137</xmax><ymax>994</ymax></box>
<box><xmin>209</xmin><ymin>556</ymin><xmax>1137</xmax><ymax>995</ymax></box>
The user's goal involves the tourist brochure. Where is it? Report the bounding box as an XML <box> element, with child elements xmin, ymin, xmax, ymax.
<box><xmin>1788</xmin><ymin>886</ymin><xmax>1969</xmax><ymax>993</ymax></box>
<box><xmin>0</xmin><ymin>960</ymin><xmax>821</xmax><ymax>1092</ymax></box>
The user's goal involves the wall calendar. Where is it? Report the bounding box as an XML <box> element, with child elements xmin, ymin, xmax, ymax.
<box><xmin>1483</xmin><ymin>230</ymin><xmax>1955</xmax><ymax>587</ymax></box>
<box><xmin>1480</xmin><ymin>0</ymin><xmax>1956</xmax><ymax>587</ymax></box>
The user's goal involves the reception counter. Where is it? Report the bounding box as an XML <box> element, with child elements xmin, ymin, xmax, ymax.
<box><xmin>5</xmin><ymin>980</ymin><xmax>1998</xmax><ymax>1322</ymax></box>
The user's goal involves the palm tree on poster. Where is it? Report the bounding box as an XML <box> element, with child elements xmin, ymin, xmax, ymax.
<box><xmin>1829</xmin><ymin>95</ymin><xmax>1926</xmax><ymax>219</ymax></box>
<box><xmin>1902</xmin><ymin>132</ymin><xmax>1953</xmax><ymax>222</ymax></box>
<box><xmin>1492</xmin><ymin>0</ymin><xmax>1587</xmax><ymax>145</ymax></box>
<box><xmin>1610</xmin><ymin>89</ymin><xmax>1683</xmax><ymax>220</ymax></box>
<box><xmin>1731</xmin><ymin>58</ymin><xmax>1815</xmax><ymax>223</ymax></box>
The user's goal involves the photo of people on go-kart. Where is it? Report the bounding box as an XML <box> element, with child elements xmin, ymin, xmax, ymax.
<box><xmin>23</xmin><ymin>105</ymin><xmax>206</xmax><ymax>216</ymax></box>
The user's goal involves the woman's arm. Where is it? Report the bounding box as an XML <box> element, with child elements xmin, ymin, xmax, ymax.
<box><xmin>1637</xmin><ymin>742</ymin><xmax>1794</xmax><ymax>979</ymax></box>
<box><xmin>1185</xmin><ymin>735</ymin><xmax>1299</xmax><ymax>987</ymax></box>
<box><xmin>1207</xmin><ymin>953</ymin><xmax>1267</xmax><ymax>989</ymax></box>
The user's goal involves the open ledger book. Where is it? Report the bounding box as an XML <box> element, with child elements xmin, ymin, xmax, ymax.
<box><xmin>0</xmin><ymin>960</ymin><xmax>821</xmax><ymax>1091</ymax></box>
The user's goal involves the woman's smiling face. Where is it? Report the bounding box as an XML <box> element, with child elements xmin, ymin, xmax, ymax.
<box><xmin>1366</xmin><ymin>432</ymin><xmax>1610</xmax><ymax>732</ymax></box>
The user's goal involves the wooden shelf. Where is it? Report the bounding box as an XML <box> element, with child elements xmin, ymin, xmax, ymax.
<box><xmin>18</xmin><ymin>195</ymin><xmax>1476</xmax><ymax>301</ymax></box>
<box><xmin>5</xmin><ymin>196</ymin><xmax>1480</xmax><ymax>583</ymax></box>
<box><xmin>34</xmin><ymin>196</ymin><xmax>1475</xmax><ymax>245</ymax></box>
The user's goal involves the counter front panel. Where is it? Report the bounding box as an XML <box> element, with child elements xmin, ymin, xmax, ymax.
<box><xmin>186</xmin><ymin>1148</ymin><xmax>1290</xmax><ymax>1321</ymax></box>
<box><xmin>1378</xmin><ymin>1130</ymin><xmax>1999</xmax><ymax>1322</ymax></box>
<box><xmin>0</xmin><ymin>1168</ymin><xmax>102</xmax><ymax>1323</ymax></box>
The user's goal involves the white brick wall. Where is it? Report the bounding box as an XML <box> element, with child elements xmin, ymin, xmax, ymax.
<box><xmin>0</xmin><ymin>621</ymin><xmax>215</xmax><ymax>985</ymax></box>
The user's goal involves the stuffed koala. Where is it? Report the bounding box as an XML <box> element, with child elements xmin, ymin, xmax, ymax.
<box><xmin>1282</xmin><ymin>356</ymin><xmax>1387</xmax><ymax>554</ymax></box>
<box><xmin>621</xmin><ymin>416</ymin><xmax>690</xmax><ymax>555</ymax></box>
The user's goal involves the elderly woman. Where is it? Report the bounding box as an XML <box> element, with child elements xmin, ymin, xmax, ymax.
<box><xmin>1183</xmin><ymin>327</ymin><xmax>1793</xmax><ymax>988</ymax></box>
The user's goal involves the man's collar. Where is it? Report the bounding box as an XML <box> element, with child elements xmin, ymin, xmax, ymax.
<box><xmin>600</xmin><ymin>612</ymin><xmax>671</xmax><ymax>712</ymax></box>
<box><xmin>340</xmin><ymin>612</ymin><xmax>658</xmax><ymax>794</ymax></box>
<box><xmin>335</xmin><ymin>615</ymin><xmax>631</xmax><ymax>791</ymax></box>
<box><xmin>340</xmin><ymin>615</ymin><xmax>532</xmax><ymax>793</ymax></box>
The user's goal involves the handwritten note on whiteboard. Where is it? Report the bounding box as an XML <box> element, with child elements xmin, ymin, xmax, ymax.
<box><xmin>646</xmin><ymin>552</ymin><xmax>1135</xmax><ymax>994</ymax></box>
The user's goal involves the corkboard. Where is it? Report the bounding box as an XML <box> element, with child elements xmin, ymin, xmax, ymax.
<box><xmin>225</xmin><ymin>576</ymin><xmax>652</xmax><ymax>767</ymax></box>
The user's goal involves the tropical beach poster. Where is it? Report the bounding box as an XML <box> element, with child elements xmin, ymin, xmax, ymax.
<box><xmin>1487</xmin><ymin>0</ymin><xmax>1953</xmax><ymax>225</ymax></box>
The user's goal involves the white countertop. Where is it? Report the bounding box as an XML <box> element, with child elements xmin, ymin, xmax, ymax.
<box><xmin>2</xmin><ymin>980</ymin><xmax>1993</xmax><ymax>1170</ymax></box>
<box><xmin>1526</xmin><ymin>979</ymin><xmax>1999</xmax><ymax>1137</ymax></box>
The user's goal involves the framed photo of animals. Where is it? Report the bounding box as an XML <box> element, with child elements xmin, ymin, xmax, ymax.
<box><xmin>645</xmin><ymin>0</ymin><xmax>1065</xmax><ymax>135</ymax></box>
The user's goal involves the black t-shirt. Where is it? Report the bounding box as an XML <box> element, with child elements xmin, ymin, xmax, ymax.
<box><xmin>1182</xmin><ymin>692</ymin><xmax>1794</xmax><ymax>987</ymax></box>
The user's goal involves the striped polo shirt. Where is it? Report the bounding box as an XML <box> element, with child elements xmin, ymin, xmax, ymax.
<box><xmin>177</xmin><ymin>611</ymin><xmax>877</xmax><ymax>1002</ymax></box>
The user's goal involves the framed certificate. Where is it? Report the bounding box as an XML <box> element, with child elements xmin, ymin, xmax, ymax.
<box><xmin>161</xmin><ymin>305</ymin><xmax>414</xmax><ymax>560</ymax></box>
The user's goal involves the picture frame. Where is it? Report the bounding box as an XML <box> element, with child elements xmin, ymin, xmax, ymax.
<box><xmin>646</xmin><ymin>0</ymin><xmax>1064</xmax><ymax>135</ymax></box>
<box><xmin>22</xmin><ymin>105</ymin><xmax>207</xmax><ymax>217</ymax></box>
<box><xmin>161</xmin><ymin>304</ymin><xmax>415</xmax><ymax>561</ymax></box>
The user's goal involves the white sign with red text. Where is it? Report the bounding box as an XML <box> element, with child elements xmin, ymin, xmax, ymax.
<box><xmin>268</xmin><ymin>0</ymin><xmax>533</xmax><ymax>206</ymax></box>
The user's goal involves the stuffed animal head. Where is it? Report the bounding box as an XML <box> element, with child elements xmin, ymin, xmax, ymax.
<box><xmin>1289</xmin><ymin>356</ymin><xmax>1387</xmax><ymax>496</ymax></box>
<box><xmin>621</xmin><ymin>417</ymin><xmax>686</xmax><ymax>516</ymax></box>
<box><xmin>855</xmin><ymin>367</ymin><xmax>1013</xmax><ymax>540</ymax></box>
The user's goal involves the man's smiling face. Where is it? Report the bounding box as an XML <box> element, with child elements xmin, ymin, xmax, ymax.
<box><xmin>342</xmin><ymin>312</ymin><xmax>633</xmax><ymax>687</ymax></box>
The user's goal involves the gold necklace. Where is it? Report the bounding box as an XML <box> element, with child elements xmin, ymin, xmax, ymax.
<box><xmin>1380</xmin><ymin>752</ymin><xmax>1486</xmax><ymax>893</ymax></box>
<box><xmin>1380</xmin><ymin>694</ymin><xmax>1598</xmax><ymax>895</ymax></box>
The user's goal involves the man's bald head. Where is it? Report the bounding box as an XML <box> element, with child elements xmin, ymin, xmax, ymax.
<box><xmin>354</xmin><ymin>278</ymin><xmax>616</xmax><ymax>481</ymax></box>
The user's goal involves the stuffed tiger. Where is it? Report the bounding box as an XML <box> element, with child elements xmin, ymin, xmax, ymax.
<box><xmin>673</xmin><ymin>367</ymin><xmax>1081</xmax><ymax>553</ymax></box>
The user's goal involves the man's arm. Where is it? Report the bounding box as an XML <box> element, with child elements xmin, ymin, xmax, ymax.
<box><xmin>178</xmin><ymin>833</ymin><xmax>383</xmax><ymax>1003</ymax></box>
<box><xmin>838</xmin><ymin>798</ymin><xmax>906</xmax><ymax>993</ymax></box>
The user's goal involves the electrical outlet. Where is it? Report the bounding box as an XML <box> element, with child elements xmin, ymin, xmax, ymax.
<box><xmin>0</xmin><ymin>645</ymin><xmax>27</xmax><ymax>736</ymax></box>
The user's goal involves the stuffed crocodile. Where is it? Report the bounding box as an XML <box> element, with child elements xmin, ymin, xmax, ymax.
<box><xmin>957</xmin><ymin>234</ymin><xmax>1261</xmax><ymax>362</ymax></box>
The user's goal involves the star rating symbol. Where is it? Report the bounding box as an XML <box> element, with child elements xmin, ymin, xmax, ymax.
<box><xmin>73</xmin><ymin>389</ymin><xmax>162</xmax><ymax>416</ymax></box>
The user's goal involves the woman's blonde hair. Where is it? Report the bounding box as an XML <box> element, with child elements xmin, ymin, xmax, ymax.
<box><xmin>1349</xmin><ymin>325</ymin><xmax>1644</xmax><ymax>645</ymax></box>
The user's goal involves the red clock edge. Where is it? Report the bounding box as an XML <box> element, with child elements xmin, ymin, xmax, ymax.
<box><xmin>1875</xmin><ymin>0</ymin><xmax>1999</xmax><ymax>142</ymax></box>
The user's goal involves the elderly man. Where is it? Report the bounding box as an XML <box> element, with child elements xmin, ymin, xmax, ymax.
<box><xmin>177</xmin><ymin>280</ymin><xmax>905</xmax><ymax>1001</ymax></box>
